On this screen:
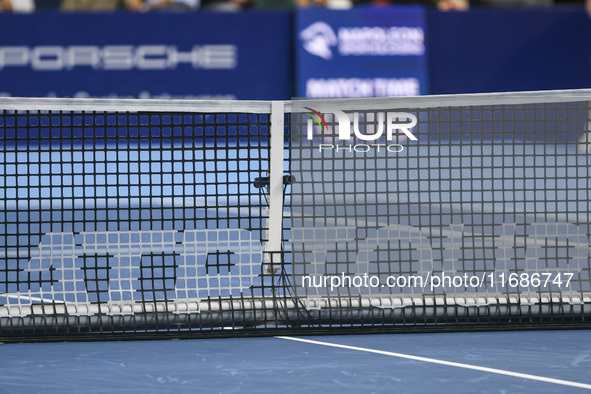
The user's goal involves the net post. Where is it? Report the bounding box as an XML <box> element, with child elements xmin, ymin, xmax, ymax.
<box><xmin>265</xmin><ymin>100</ymin><xmax>286</xmax><ymax>274</ymax></box>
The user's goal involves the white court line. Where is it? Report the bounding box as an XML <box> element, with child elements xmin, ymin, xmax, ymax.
<box><xmin>276</xmin><ymin>336</ymin><xmax>591</xmax><ymax>390</ymax></box>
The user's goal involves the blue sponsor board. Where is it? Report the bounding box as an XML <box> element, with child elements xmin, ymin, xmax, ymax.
<box><xmin>295</xmin><ymin>7</ymin><xmax>429</xmax><ymax>98</ymax></box>
<box><xmin>427</xmin><ymin>8</ymin><xmax>591</xmax><ymax>95</ymax></box>
<box><xmin>0</xmin><ymin>11</ymin><xmax>292</xmax><ymax>100</ymax></box>
<box><xmin>1</xmin><ymin>8</ymin><xmax>589</xmax><ymax>100</ymax></box>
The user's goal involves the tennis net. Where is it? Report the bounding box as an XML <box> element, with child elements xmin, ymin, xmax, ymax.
<box><xmin>1</xmin><ymin>90</ymin><xmax>590</xmax><ymax>341</ymax></box>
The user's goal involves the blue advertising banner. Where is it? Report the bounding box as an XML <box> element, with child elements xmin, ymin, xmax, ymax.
<box><xmin>427</xmin><ymin>8</ymin><xmax>591</xmax><ymax>95</ymax></box>
<box><xmin>2</xmin><ymin>8</ymin><xmax>589</xmax><ymax>100</ymax></box>
<box><xmin>295</xmin><ymin>7</ymin><xmax>429</xmax><ymax>98</ymax></box>
<box><xmin>0</xmin><ymin>11</ymin><xmax>292</xmax><ymax>100</ymax></box>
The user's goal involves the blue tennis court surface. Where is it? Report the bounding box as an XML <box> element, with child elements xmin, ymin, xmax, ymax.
<box><xmin>1</xmin><ymin>330</ymin><xmax>589</xmax><ymax>393</ymax></box>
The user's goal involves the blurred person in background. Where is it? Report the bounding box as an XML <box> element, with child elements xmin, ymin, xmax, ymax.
<box><xmin>60</xmin><ymin>0</ymin><xmax>123</xmax><ymax>10</ymax></box>
<box><xmin>200</xmin><ymin>0</ymin><xmax>243</xmax><ymax>10</ymax></box>
<box><xmin>296</xmin><ymin>0</ymin><xmax>352</xmax><ymax>8</ymax></box>
<box><xmin>352</xmin><ymin>0</ymin><xmax>468</xmax><ymax>9</ymax></box>
<box><xmin>124</xmin><ymin>0</ymin><xmax>199</xmax><ymax>11</ymax></box>
<box><xmin>434</xmin><ymin>0</ymin><xmax>469</xmax><ymax>10</ymax></box>
<box><xmin>201</xmin><ymin>0</ymin><xmax>351</xmax><ymax>10</ymax></box>
<box><xmin>0</xmin><ymin>0</ymin><xmax>35</xmax><ymax>11</ymax></box>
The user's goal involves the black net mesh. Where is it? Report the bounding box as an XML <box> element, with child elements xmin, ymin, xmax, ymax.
<box><xmin>1</xmin><ymin>94</ymin><xmax>591</xmax><ymax>342</ymax></box>
<box><xmin>0</xmin><ymin>109</ymin><xmax>289</xmax><ymax>340</ymax></box>
<box><xmin>289</xmin><ymin>100</ymin><xmax>591</xmax><ymax>329</ymax></box>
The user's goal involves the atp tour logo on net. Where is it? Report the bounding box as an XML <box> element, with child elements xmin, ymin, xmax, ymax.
<box><xmin>304</xmin><ymin>107</ymin><xmax>418</xmax><ymax>153</ymax></box>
